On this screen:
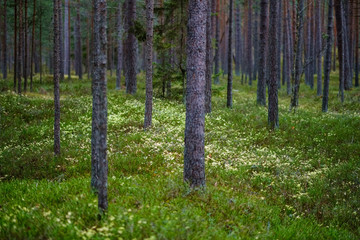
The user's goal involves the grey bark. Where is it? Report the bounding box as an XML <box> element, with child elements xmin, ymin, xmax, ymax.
<box><xmin>247</xmin><ymin>0</ymin><xmax>253</xmax><ymax>85</ymax></box>
<box><xmin>227</xmin><ymin>0</ymin><xmax>233</xmax><ymax>108</ymax></box>
<box><xmin>253</xmin><ymin>5</ymin><xmax>259</xmax><ymax>81</ymax></box>
<box><xmin>125</xmin><ymin>0</ymin><xmax>137</xmax><ymax>94</ymax></box>
<box><xmin>144</xmin><ymin>0</ymin><xmax>154</xmax><ymax>129</ymax></box>
<box><xmin>184</xmin><ymin>0</ymin><xmax>207</xmax><ymax>188</ymax></box>
<box><xmin>214</xmin><ymin>2</ymin><xmax>220</xmax><ymax>84</ymax></box>
<box><xmin>205</xmin><ymin>0</ymin><xmax>212</xmax><ymax>113</ymax></box>
<box><xmin>13</xmin><ymin>0</ymin><xmax>17</xmax><ymax>91</ymax></box>
<box><xmin>91</xmin><ymin>0</ymin><xmax>108</xmax><ymax>213</ymax></box>
<box><xmin>322</xmin><ymin>0</ymin><xmax>334</xmax><ymax>112</ymax></box>
<box><xmin>23</xmin><ymin>0</ymin><xmax>28</xmax><ymax>91</ymax></box>
<box><xmin>285</xmin><ymin>0</ymin><xmax>292</xmax><ymax>95</ymax></box>
<box><xmin>17</xmin><ymin>0</ymin><xmax>23</xmax><ymax>94</ymax></box>
<box><xmin>75</xmin><ymin>0</ymin><xmax>82</xmax><ymax>79</ymax></box>
<box><xmin>275</xmin><ymin>0</ymin><xmax>281</xmax><ymax>89</ymax></box>
<box><xmin>59</xmin><ymin>0</ymin><xmax>64</xmax><ymax>80</ymax></box>
<box><xmin>116</xmin><ymin>2</ymin><xmax>122</xmax><ymax>90</ymax></box>
<box><xmin>256</xmin><ymin>0</ymin><xmax>268</xmax><ymax>106</ymax></box>
<box><xmin>2</xmin><ymin>0</ymin><xmax>7</xmax><ymax>79</ymax></box>
<box><xmin>30</xmin><ymin>0</ymin><xmax>36</xmax><ymax>90</ymax></box>
<box><xmin>290</xmin><ymin>0</ymin><xmax>305</xmax><ymax>110</ymax></box>
<box><xmin>268</xmin><ymin>0</ymin><xmax>279</xmax><ymax>129</ymax></box>
<box><xmin>53</xmin><ymin>0</ymin><xmax>61</xmax><ymax>155</ymax></box>
<box><xmin>334</xmin><ymin>0</ymin><xmax>345</xmax><ymax>101</ymax></box>
<box><xmin>316</xmin><ymin>0</ymin><xmax>322</xmax><ymax>96</ymax></box>
<box><xmin>235</xmin><ymin>4</ymin><xmax>241</xmax><ymax>76</ymax></box>
<box><xmin>64</xmin><ymin>0</ymin><xmax>70</xmax><ymax>79</ymax></box>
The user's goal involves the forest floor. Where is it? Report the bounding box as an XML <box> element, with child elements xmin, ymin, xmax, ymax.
<box><xmin>0</xmin><ymin>72</ymin><xmax>360</xmax><ymax>239</ymax></box>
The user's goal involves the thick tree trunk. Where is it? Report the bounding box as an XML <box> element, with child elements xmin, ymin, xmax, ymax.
<box><xmin>257</xmin><ymin>0</ymin><xmax>268</xmax><ymax>106</ymax></box>
<box><xmin>144</xmin><ymin>0</ymin><xmax>154</xmax><ymax>129</ymax></box>
<box><xmin>227</xmin><ymin>0</ymin><xmax>233</xmax><ymax>108</ymax></box>
<box><xmin>91</xmin><ymin>0</ymin><xmax>108</xmax><ymax>213</ymax></box>
<box><xmin>75</xmin><ymin>0</ymin><xmax>82</xmax><ymax>79</ymax></box>
<box><xmin>184</xmin><ymin>0</ymin><xmax>207</xmax><ymax>188</ymax></box>
<box><xmin>125</xmin><ymin>0</ymin><xmax>137</xmax><ymax>94</ymax></box>
<box><xmin>30</xmin><ymin>0</ymin><xmax>36</xmax><ymax>91</ymax></box>
<box><xmin>205</xmin><ymin>0</ymin><xmax>212</xmax><ymax>113</ymax></box>
<box><xmin>64</xmin><ymin>0</ymin><xmax>70</xmax><ymax>79</ymax></box>
<box><xmin>316</xmin><ymin>0</ymin><xmax>322</xmax><ymax>96</ymax></box>
<box><xmin>2</xmin><ymin>0</ymin><xmax>7</xmax><ymax>79</ymax></box>
<box><xmin>268</xmin><ymin>0</ymin><xmax>279</xmax><ymax>129</ymax></box>
<box><xmin>322</xmin><ymin>0</ymin><xmax>334</xmax><ymax>112</ymax></box>
<box><xmin>53</xmin><ymin>0</ymin><xmax>61</xmax><ymax>156</ymax></box>
<box><xmin>116</xmin><ymin>2</ymin><xmax>122</xmax><ymax>90</ymax></box>
<box><xmin>290</xmin><ymin>0</ymin><xmax>305</xmax><ymax>110</ymax></box>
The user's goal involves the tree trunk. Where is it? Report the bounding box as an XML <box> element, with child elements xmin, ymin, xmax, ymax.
<box><xmin>205</xmin><ymin>0</ymin><xmax>212</xmax><ymax>113</ymax></box>
<box><xmin>91</xmin><ymin>0</ymin><xmax>108</xmax><ymax>213</ymax></box>
<box><xmin>285</xmin><ymin>0</ymin><xmax>292</xmax><ymax>95</ymax></box>
<box><xmin>253</xmin><ymin>5</ymin><xmax>259</xmax><ymax>81</ymax></box>
<box><xmin>335</xmin><ymin>0</ymin><xmax>345</xmax><ymax>101</ymax></box>
<box><xmin>227</xmin><ymin>0</ymin><xmax>233</xmax><ymax>108</ymax></box>
<box><xmin>290</xmin><ymin>0</ymin><xmax>305</xmax><ymax>110</ymax></box>
<box><xmin>59</xmin><ymin>0</ymin><xmax>64</xmax><ymax>80</ymax></box>
<box><xmin>53</xmin><ymin>0</ymin><xmax>61</xmax><ymax>156</ymax></box>
<box><xmin>235</xmin><ymin>3</ymin><xmax>241</xmax><ymax>76</ymax></box>
<box><xmin>256</xmin><ymin>0</ymin><xmax>268</xmax><ymax>106</ymax></box>
<box><xmin>316</xmin><ymin>0</ymin><xmax>322</xmax><ymax>96</ymax></box>
<box><xmin>13</xmin><ymin>0</ymin><xmax>17</xmax><ymax>92</ymax></box>
<box><xmin>144</xmin><ymin>0</ymin><xmax>154</xmax><ymax>129</ymax></box>
<box><xmin>116</xmin><ymin>2</ymin><xmax>122</xmax><ymax>90</ymax></box>
<box><xmin>275</xmin><ymin>0</ymin><xmax>281</xmax><ymax>89</ymax></box>
<box><xmin>355</xmin><ymin>1</ymin><xmax>359</xmax><ymax>87</ymax></box>
<box><xmin>75</xmin><ymin>0</ymin><xmax>82</xmax><ymax>79</ymax></box>
<box><xmin>23</xmin><ymin>0</ymin><xmax>28</xmax><ymax>92</ymax></box>
<box><xmin>184</xmin><ymin>0</ymin><xmax>207</xmax><ymax>188</ymax></box>
<box><xmin>30</xmin><ymin>0</ymin><xmax>36</xmax><ymax>91</ymax></box>
<box><xmin>214</xmin><ymin>0</ymin><xmax>220</xmax><ymax>84</ymax></box>
<box><xmin>247</xmin><ymin>0</ymin><xmax>253</xmax><ymax>85</ymax></box>
<box><xmin>64</xmin><ymin>0</ymin><xmax>70</xmax><ymax>79</ymax></box>
<box><xmin>2</xmin><ymin>0</ymin><xmax>7</xmax><ymax>79</ymax></box>
<box><xmin>39</xmin><ymin>12</ymin><xmax>42</xmax><ymax>83</ymax></box>
<box><xmin>268</xmin><ymin>0</ymin><xmax>279</xmax><ymax>129</ymax></box>
<box><xmin>125</xmin><ymin>0</ymin><xmax>137</xmax><ymax>94</ymax></box>
<box><xmin>17</xmin><ymin>0</ymin><xmax>23</xmax><ymax>94</ymax></box>
<box><xmin>322</xmin><ymin>0</ymin><xmax>334</xmax><ymax>112</ymax></box>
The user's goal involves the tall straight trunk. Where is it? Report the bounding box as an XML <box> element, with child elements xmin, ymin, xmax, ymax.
<box><xmin>17</xmin><ymin>0</ymin><xmax>23</xmax><ymax>94</ymax></box>
<box><xmin>247</xmin><ymin>0</ymin><xmax>253</xmax><ymax>85</ymax></box>
<box><xmin>227</xmin><ymin>0</ymin><xmax>233</xmax><ymax>108</ymax></box>
<box><xmin>86</xmin><ymin>13</ymin><xmax>91</xmax><ymax>79</ymax></box>
<box><xmin>205</xmin><ymin>0</ymin><xmax>212</xmax><ymax>113</ymax></box>
<box><xmin>268</xmin><ymin>0</ymin><xmax>279</xmax><ymax>129</ymax></box>
<box><xmin>335</xmin><ymin>0</ymin><xmax>345</xmax><ymax>101</ymax></box>
<box><xmin>75</xmin><ymin>0</ymin><xmax>82</xmax><ymax>79</ymax></box>
<box><xmin>253</xmin><ymin>6</ymin><xmax>259</xmax><ymax>80</ymax></box>
<box><xmin>2</xmin><ymin>0</ymin><xmax>7</xmax><ymax>79</ymax></box>
<box><xmin>184</xmin><ymin>0</ymin><xmax>207</xmax><ymax>188</ymax></box>
<box><xmin>91</xmin><ymin>0</ymin><xmax>108</xmax><ymax>213</ymax></box>
<box><xmin>30</xmin><ymin>0</ymin><xmax>36</xmax><ymax>91</ymax></box>
<box><xmin>290</xmin><ymin>0</ymin><xmax>305</xmax><ymax>110</ymax></box>
<box><xmin>116</xmin><ymin>2</ymin><xmax>122</xmax><ymax>90</ymax></box>
<box><xmin>144</xmin><ymin>0</ymin><xmax>154</xmax><ymax>129</ymax></box>
<box><xmin>53</xmin><ymin>0</ymin><xmax>61</xmax><ymax>156</ymax></box>
<box><xmin>256</xmin><ymin>0</ymin><xmax>268</xmax><ymax>106</ymax></box>
<box><xmin>316</xmin><ymin>0</ymin><xmax>322</xmax><ymax>96</ymax></box>
<box><xmin>309</xmin><ymin>2</ymin><xmax>314</xmax><ymax>89</ymax></box>
<box><xmin>355</xmin><ymin>1</ymin><xmax>359</xmax><ymax>87</ymax></box>
<box><xmin>276</xmin><ymin>0</ymin><xmax>282</xmax><ymax>89</ymax></box>
<box><xmin>332</xmin><ymin>18</ymin><xmax>337</xmax><ymax>72</ymax></box>
<box><xmin>59</xmin><ymin>0</ymin><xmax>64</xmax><ymax>80</ymax></box>
<box><xmin>285</xmin><ymin>0</ymin><xmax>292</xmax><ymax>95</ymax></box>
<box><xmin>64</xmin><ymin>0</ymin><xmax>70</xmax><ymax>79</ymax></box>
<box><xmin>305</xmin><ymin>3</ymin><xmax>311</xmax><ymax>86</ymax></box>
<box><xmin>235</xmin><ymin>4</ymin><xmax>241</xmax><ymax>76</ymax></box>
<box><xmin>13</xmin><ymin>0</ymin><xmax>17</xmax><ymax>91</ymax></box>
<box><xmin>23</xmin><ymin>0</ymin><xmax>28</xmax><ymax>92</ymax></box>
<box><xmin>39</xmin><ymin>10</ymin><xmax>42</xmax><ymax>83</ymax></box>
<box><xmin>214</xmin><ymin>0</ymin><xmax>220</xmax><ymax>84</ymax></box>
<box><xmin>322</xmin><ymin>0</ymin><xmax>334</xmax><ymax>112</ymax></box>
<box><xmin>125</xmin><ymin>0</ymin><xmax>137</xmax><ymax>94</ymax></box>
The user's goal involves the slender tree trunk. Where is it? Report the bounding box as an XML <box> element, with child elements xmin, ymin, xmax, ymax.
<box><xmin>75</xmin><ymin>0</ymin><xmax>82</xmax><ymax>79</ymax></box>
<box><xmin>125</xmin><ymin>0</ymin><xmax>137</xmax><ymax>94</ymax></box>
<box><xmin>144</xmin><ymin>0</ymin><xmax>154</xmax><ymax>129</ymax></box>
<box><xmin>184</xmin><ymin>0</ymin><xmax>207</xmax><ymax>188</ymax></box>
<box><xmin>23</xmin><ymin>0</ymin><xmax>28</xmax><ymax>92</ymax></box>
<box><xmin>316</xmin><ymin>0</ymin><xmax>322</xmax><ymax>96</ymax></box>
<box><xmin>91</xmin><ymin>0</ymin><xmax>108</xmax><ymax>213</ymax></box>
<box><xmin>322</xmin><ymin>0</ymin><xmax>334</xmax><ymax>112</ymax></box>
<box><xmin>30</xmin><ymin>0</ymin><xmax>35</xmax><ymax>91</ymax></box>
<box><xmin>268</xmin><ymin>0</ymin><xmax>279</xmax><ymax>129</ymax></box>
<box><xmin>64</xmin><ymin>0</ymin><xmax>70</xmax><ymax>79</ymax></box>
<box><xmin>253</xmin><ymin>6</ymin><xmax>259</xmax><ymax>80</ymax></box>
<box><xmin>59</xmin><ymin>0</ymin><xmax>64</xmax><ymax>80</ymax></box>
<box><xmin>355</xmin><ymin>1</ymin><xmax>359</xmax><ymax>87</ymax></box>
<box><xmin>39</xmin><ymin>10</ymin><xmax>42</xmax><ymax>83</ymax></box>
<box><xmin>247</xmin><ymin>0</ymin><xmax>253</xmax><ymax>86</ymax></box>
<box><xmin>2</xmin><ymin>0</ymin><xmax>7</xmax><ymax>79</ymax></box>
<box><xmin>257</xmin><ymin>0</ymin><xmax>268</xmax><ymax>106</ymax></box>
<box><xmin>235</xmin><ymin>4</ymin><xmax>241</xmax><ymax>76</ymax></box>
<box><xmin>53</xmin><ymin>0</ymin><xmax>61</xmax><ymax>156</ymax></box>
<box><xmin>332</xmin><ymin>19</ymin><xmax>337</xmax><ymax>72</ymax></box>
<box><xmin>214</xmin><ymin>0</ymin><xmax>220</xmax><ymax>84</ymax></box>
<box><xmin>335</xmin><ymin>0</ymin><xmax>344</xmax><ymax>101</ymax></box>
<box><xmin>17</xmin><ymin>0</ymin><xmax>23</xmax><ymax>94</ymax></box>
<box><xmin>116</xmin><ymin>2</ymin><xmax>122</xmax><ymax>90</ymax></box>
<box><xmin>13</xmin><ymin>0</ymin><xmax>17</xmax><ymax>92</ymax></box>
<box><xmin>227</xmin><ymin>0</ymin><xmax>233</xmax><ymax>108</ymax></box>
<box><xmin>286</xmin><ymin>0</ymin><xmax>293</xmax><ymax>95</ymax></box>
<box><xmin>290</xmin><ymin>0</ymin><xmax>305</xmax><ymax>110</ymax></box>
<box><xmin>205</xmin><ymin>0</ymin><xmax>213</xmax><ymax>113</ymax></box>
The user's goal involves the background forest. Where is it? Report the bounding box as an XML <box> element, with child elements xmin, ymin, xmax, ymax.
<box><xmin>0</xmin><ymin>0</ymin><xmax>360</xmax><ymax>239</ymax></box>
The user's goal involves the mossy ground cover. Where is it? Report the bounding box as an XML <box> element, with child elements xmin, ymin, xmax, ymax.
<box><xmin>0</xmin><ymin>72</ymin><xmax>359</xmax><ymax>239</ymax></box>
